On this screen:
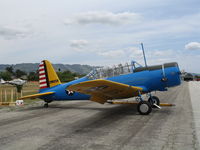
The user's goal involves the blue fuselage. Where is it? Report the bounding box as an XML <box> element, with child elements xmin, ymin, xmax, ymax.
<box><xmin>40</xmin><ymin>64</ymin><xmax>181</xmax><ymax>101</ymax></box>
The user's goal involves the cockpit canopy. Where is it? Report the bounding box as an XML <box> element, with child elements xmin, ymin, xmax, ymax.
<box><xmin>86</xmin><ymin>61</ymin><xmax>179</xmax><ymax>80</ymax></box>
<box><xmin>86</xmin><ymin>61</ymin><xmax>142</xmax><ymax>80</ymax></box>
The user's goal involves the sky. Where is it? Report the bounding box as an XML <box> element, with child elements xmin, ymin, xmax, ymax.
<box><xmin>0</xmin><ymin>0</ymin><xmax>200</xmax><ymax>73</ymax></box>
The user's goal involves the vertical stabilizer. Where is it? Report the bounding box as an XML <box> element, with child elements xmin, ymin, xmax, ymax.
<box><xmin>39</xmin><ymin>60</ymin><xmax>61</xmax><ymax>90</ymax></box>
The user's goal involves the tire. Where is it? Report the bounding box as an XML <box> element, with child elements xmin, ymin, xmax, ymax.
<box><xmin>137</xmin><ymin>101</ymin><xmax>152</xmax><ymax>115</ymax></box>
<box><xmin>148</xmin><ymin>96</ymin><xmax>160</xmax><ymax>107</ymax></box>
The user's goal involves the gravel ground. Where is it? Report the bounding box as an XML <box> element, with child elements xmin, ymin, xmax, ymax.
<box><xmin>0</xmin><ymin>81</ymin><xmax>199</xmax><ymax>150</ymax></box>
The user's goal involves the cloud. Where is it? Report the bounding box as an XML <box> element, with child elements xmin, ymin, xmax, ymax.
<box><xmin>185</xmin><ymin>42</ymin><xmax>200</xmax><ymax>50</ymax></box>
<box><xmin>146</xmin><ymin>49</ymin><xmax>175</xmax><ymax>65</ymax></box>
<box><xmin>124</xmin><ymin>13</ymin><xmax>200</xmax><ymax>41</ymax></box>
<box><xmin>64</xmin><ymin>11</ymin><xmax>141</xmax><ymax>25</ymax></box>
<box><xmin>98</xmin><ymin>47</ymin><xmax>143</xmax><ymax>60</ymax></box>
<box><xmin>151</xmin><ymin>49</ymin><xmax>173</xmax><ymax>57</ymax></box>
<box><xmin>70</xmin><ymin>40</ymin><xmax>89</xmax><ymax>51</ymax></box>
<box><xmin>98</xmin><ymin>50</ymin><xmax>126</xmax><ymax>58</ymax></box>
<box><xmin>0</xmin><ymin>26</ymin><xmax>29</xmax><ymax>40</ymax></box>
<box><xmin>127</xmin><ymin>47</ymin><xmax>143</xmax><ymax>58</ymax></box>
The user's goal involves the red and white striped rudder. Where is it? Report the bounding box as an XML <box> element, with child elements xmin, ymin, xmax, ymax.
<box><xmin>38</xmin><ymin>60</ymin><xmax>61</xmax><ymax>90</ymax></box>
<box><xmin>39</xmin><ymin>61</ymin><xmax>48</xmax><ymax>89</ymax></box>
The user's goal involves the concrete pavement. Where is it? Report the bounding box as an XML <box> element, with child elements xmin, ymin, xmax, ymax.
<box><xmin>0</xmin><ymin>82</ymin><xmax>199</xmax><ymax>150</ymax></box>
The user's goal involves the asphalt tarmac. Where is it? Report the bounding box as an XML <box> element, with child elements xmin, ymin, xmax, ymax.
<box><xmin>0</xmin><ymin>82</ymin><xmax>199</xmax><ymax>150</ymax></box>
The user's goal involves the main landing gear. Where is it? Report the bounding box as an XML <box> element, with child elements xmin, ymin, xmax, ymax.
<box><xmin>137</xmin><ymin>92</ymin><xmax>161</xmax><ymax>115</ymax></box>
<box><xmin>108</xmin><ymin>93</ymin><xmax>173</xmax><ymax>115</ymax></box>
<box><xmin>148</xmin><ymin>95</ymin><xmax>161</xmax><ymax>109</ymax></box>
<box><xmin>137</xmin><ymin>101</ymin><xmax>152</xmax><ymax>115</ymax></box>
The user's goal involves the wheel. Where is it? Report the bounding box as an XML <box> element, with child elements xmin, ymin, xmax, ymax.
<box><xmin>137</xmin><ymin>101</ymin><xmax>152</xmax><ymax>115</ymax></box>
<box><xmin>148</xmin><ymin>96</ymin><xmax>160</xmax><ymax>107</ymax></box>
<box><xmin>44</xmin><ymin>103</ymin><xmax>48</xmax><ymax>108</ymax></box>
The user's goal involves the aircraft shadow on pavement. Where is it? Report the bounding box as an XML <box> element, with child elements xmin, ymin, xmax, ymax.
<box><xmin>22</xmin><ymin>102</ymin><xmax>169</xmax><ymax>116</ymax></box>
<box><xmin>21</xmin><ymin>103</ymin><xmax>175</xmax><ymax>120</ymax></box>
<box><xmin>24</xmin><ymin>103</ymin><xmax>139</xmax><ymax>115</ymax></box>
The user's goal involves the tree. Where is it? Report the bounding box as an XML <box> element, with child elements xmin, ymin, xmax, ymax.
<box><xmin>0</xmin><ymin>71</ymin><xmax>12</xmax><ymax>80</ymax></box>
<box><xmin>27</xmin><ymin>72</ymin><xmax>39</xmax><ymax>81</ymax></box>
<box><xmin>15</xmin><ymin>69</ymin><xmax>27</xmax><ymax>78</ymax></box>
<box><xmin>57</xmin><ymin>70</ymin><xmax>85</xmax><ymax>82</ymax></box>
<box><xmin>5</xmin><ymin>66</ymin><xmax>14</xmax><ymax>75</ymax></box>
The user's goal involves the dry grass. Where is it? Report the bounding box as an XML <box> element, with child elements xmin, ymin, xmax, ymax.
<box><xmin>0</xmin><ymin>81</ymin><xmax>42</xmax><ymax>106</ymax></box>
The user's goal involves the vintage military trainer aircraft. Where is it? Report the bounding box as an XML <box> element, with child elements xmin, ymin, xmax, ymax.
<box><xmin>20</xmin><ymin>60</ymin><xmax>181</xmax><ymax>115</ymax></box>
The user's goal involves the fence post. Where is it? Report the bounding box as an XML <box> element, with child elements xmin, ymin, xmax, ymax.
<box><xmin>0</xmin><ymin>90</ymin><xmax>2</xmax><ymax>103</ymax></box>
<box><xmin>0</xmin><ymin>90</ymin><xmax>1</xmax><ymax>102</ymax></box>
<box><xmin>21</xmin><ymin>90</ymin><xmax>23</xmax><ymax>98</ymax></box>
<box><xmin>16</xmin><ymin>88</ymin><xmax>18</xmax><ymax>100</ymax></box>
<box><xmin>11</xmin><ymin>89</ymin><xmax>13</xmax><ymax>103</ymax></box>
<box><xmin>5</xmin><ymin>89</ymin><xmax>7</xmax><ymax>102</ymax></box>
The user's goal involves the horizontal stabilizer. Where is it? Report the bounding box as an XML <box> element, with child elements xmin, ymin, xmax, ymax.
<box><xmin>20</xmin><ymin>92</ymin><xmax>54</xmax><ymax>100</ymax></box>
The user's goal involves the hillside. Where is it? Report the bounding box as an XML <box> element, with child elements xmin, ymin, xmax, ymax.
<box><xmin>0</xmin><ymin>63</ymin><xmax>93</xmax><ymax>74</ymax></box>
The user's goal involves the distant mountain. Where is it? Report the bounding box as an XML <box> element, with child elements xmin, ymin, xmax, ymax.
<box><xmin>0</xmin><ymin>63</ymin><xmax>94</xmax><ymax>74</ymax></box>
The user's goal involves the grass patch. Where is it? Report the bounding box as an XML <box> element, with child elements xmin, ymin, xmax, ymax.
<box><xmin>0</xmin><ymin>82</ymin><xmax>42</xmax><ymax>106</ymax></box>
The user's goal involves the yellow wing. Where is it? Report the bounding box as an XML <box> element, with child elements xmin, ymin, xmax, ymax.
<box><xmin>20</xmin><ymin>92</ymin><xmax>54</xmax><ymax>100</ymax></box>
<box><xmin>67</xmin><ymin>79</ymin><xmax>143</xmax><ymax>104</ymax></box>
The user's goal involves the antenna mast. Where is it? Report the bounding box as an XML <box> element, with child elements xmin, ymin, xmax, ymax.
<box><xmin>141</xmin><ymin>43</ymin><xmax>147</xmax><ymax>67</ymax></box>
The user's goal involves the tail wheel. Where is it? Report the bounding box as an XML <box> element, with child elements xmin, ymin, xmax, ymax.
<box><xmin>137</xmin><ymin>101</ymin><xmax>152</xmax><ymax>115</ymax></box>
<box><xmin>44</xmin><ymin>103</ymin><xmax>48</xmax><ymax>108</ymax></box>
<box><xmin>44</xmin><ymin>100</ymin><xmax>52</xmax><ymax>108</ymax></box>
<box><xmin>44</xmin><ymin>100</ymin><xmax>53</xmax><ymax>103</ymax></box>
<box><xmin>148</xmin><ymin>96</ymin><xmax>160</xmax><ymax>107</ymax></box>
